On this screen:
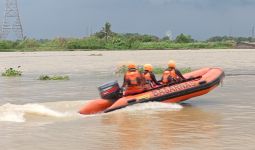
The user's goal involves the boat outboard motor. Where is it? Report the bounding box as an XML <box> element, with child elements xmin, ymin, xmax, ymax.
<box><xmin>98</xmin><ymin>81</ymin><xmax>121</xmax><ymax>102</ymax></box>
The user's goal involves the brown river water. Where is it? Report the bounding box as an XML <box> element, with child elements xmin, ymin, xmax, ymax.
<box><xmin>0</xmin><ymin>49</ymin><xmax>255</xmax><ymax>150</ymax></box>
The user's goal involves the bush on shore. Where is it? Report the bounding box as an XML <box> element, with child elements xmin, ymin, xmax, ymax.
<box><xmin>0</xmin><ymin>22</ymin><xmax>237</xmax><ymax>51</ymax></box>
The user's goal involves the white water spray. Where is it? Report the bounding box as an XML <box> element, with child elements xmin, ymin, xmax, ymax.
<box><xmin>0</xmin><ymin>103</ymin><xmax>69</xmax><ymax>123</ymax></box>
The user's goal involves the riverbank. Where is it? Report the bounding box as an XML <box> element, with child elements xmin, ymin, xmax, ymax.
<box><xmin>2</xmin><ymin>22</ymin><xmax>255</xmax><ymax>51</ymax></box>
<box><xmin>0</xmin><ymin>38</ymin><xmax>237</xmax><ymax>52</ymax></box>
<box><xmin>1</xmin><ymin>42</ymin><xmax>254</xmax><ymax>52</ymax></box>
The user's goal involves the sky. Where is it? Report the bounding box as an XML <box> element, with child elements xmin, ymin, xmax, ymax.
<box><xmin>0</xmin><ymin>0</ymin><xmax>255</xmax><ymax>40</ymax></box>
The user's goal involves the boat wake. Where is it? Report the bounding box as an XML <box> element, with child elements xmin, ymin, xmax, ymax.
<box><xmin>0</xmin><ymin>101</ymin><xmax>183</xmax><ymax>123</ymax></box>
<box><xmin>0</xmin><ymin>103</ymin><xmax>75</xmax><ymax>123</ymax></box>
<box><xmin>115</xmin><ymin>102</ymin><xmax>183</xmax><ymax>113</ymax></box>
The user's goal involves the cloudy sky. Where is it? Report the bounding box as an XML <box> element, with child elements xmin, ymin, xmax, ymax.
<box><xmin>0</xmin><ymin>0</ymin><xmax>255</xmax><ymax>40</ymax></box>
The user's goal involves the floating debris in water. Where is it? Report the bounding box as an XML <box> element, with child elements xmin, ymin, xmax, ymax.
<box><xmin>89</xmin><ymin>53</ymin><xmax>103</xmax><ymax>56</ymax></box>
<box><xmin>38</xmin><ymin>75</ymin><xmax>70</xmax><ymax>80</ymax></box>
<box><xmin>2</xmin><ymin>67</ymin><xmax>22</xmax><ymax>77</ymax></box>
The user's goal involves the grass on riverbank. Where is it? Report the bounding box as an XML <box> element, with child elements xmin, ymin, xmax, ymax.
<box><xmin>38</xmin><ymin>75</ymin><xmax>70</xmax><ymax>80</ymax></box>
<box><xmin>0</xmin><ymin>37</ymin><xmax>236</xmax><ymax>51</ymax></box>
<box><xmin>136</xmin><ymin>41</ymin><xmax>235</xmax><ymax>49</ymax></box>
<box><xmin>115</xmin><ymin>65</ymin><xmax>192</xmax><ymax>75</ymax></box>
<box><xmin>2</xmin><ymin>67</ymin><xmax>22</xmax><ymax>77</ymax></box>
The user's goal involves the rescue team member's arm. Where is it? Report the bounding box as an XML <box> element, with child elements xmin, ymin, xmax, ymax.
<box><xmin>139</xmin><ymin>72</ymin><xmax>146</xmax><ymax>86</ymax></box>
<box><xmin>122</xmin><ymin>74</ymin><xmax>127</xmax><ymax>87</ymax></box>
<box><xmin>150</xmin><ymin>72</ymin><xmax>161</xmax><ymax>85</ymax></box>
<box><xmin>158</xmin><ymin>69</ymin><xmax>167</xmax><ymax>82</ymax></box>
<box><xmin>175</xmin><ymin>69</ymin><xmax>186</xmax><ymax>80</ymax></box>
<box><xmin>158</xmin><ymin>77</ymin><xmax>162</xmax><ymax>82</ymax></box>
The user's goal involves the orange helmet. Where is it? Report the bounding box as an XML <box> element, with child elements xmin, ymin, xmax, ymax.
<box><xmin>128</xmin><ymin>63</ymin><xmax>137</xmax><ymax>69</ymax></box>
<box><xmin>168</xmin><ymin>60</ymin><xmax>176</xmax><ymax>68</ymax></box>
<box><xmin>144</xmin><ymin>64</ymin><xmax>153</xmax><ymax>72</ymax></box>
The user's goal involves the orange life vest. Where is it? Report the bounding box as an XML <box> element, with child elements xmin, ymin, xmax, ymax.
<box><xmin>162</xmin><ymin>69</ymin><xmax>178</xmax><ymax>84</ymax></box>
<box><xmin>124</xmin><ymin>70</ymin><xmax>145</xmax><ymax>96</ymax></box>
<box><xmin>143</xmin><ymin>72</ymin><xmax>154</xmax><ymax>90</ymax></box>
<box><xmin>125</xmin><ymin>70</ymin><xmax>142</xmax><ymax>86</ymax></box>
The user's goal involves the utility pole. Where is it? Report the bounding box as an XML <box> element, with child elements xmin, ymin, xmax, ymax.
<box><xmin>86</xmin><ymin>26</ymin><xmax>89</xmax><ymax>37</ymax></box>
<box><xmin>0</xmin><ymin>21</ymin><xmax>2</xmax><ymax>36</ymax></box>
<box><xmin>229</xmin><ymin>26</ymin><xmax>233</xmax><ymax>37</ymax></box>
<box><xmin>252</xmin><ymin>25</ymin><xmax>254</xmax><ymax>39</ymax></box>
<box><xmin>0</xmin><ymin>0</ymin><xmax>24</xmax><ymax>40</ymax></box>
<box><xmin>90</xmin><ymin>27</ymin><xmax>93</xmax><ymax>36</ymax></box>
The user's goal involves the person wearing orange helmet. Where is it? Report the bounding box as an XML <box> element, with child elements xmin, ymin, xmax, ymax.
<box><xmin>122</xmin><ymin>63</ymin><xmax>145</xmax><ymax>96</ymax></box>
<box><xmin>143</xmin><ymin>64</ymin><xmax>161</xmax><ymax>89</ymax></box>
<box><xmin>161</xmin><ymin>60</ymin><xmax>186</xmax><ymax>85</ymax></box>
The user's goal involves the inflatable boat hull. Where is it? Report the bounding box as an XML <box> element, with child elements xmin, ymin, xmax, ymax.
<box><xmin>79</xmin><ymin>67</ymin><xmax>224</xmax><ymax>115</ymax></box>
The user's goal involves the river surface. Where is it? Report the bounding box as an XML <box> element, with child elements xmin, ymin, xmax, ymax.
<box><xmin>0</xmin><ymin>49</ymin><xmax>255</xmax><ymax>150</ymax></box>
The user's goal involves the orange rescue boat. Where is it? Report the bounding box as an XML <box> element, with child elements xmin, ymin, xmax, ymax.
<box><xmin>79</xmin><ymin>67</ymin><xmax>224</xmax><ymax>115</ymax></box>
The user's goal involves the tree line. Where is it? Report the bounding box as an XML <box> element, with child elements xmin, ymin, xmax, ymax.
<box><xmin>1</xmin><ymin>22</ymin><xmax>254</xmax><ymax>51</ymax></box>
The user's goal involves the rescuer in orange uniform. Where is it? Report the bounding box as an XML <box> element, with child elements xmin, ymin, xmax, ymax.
<box><xmin>143</xmin><ymin>64</ymin><xmax>161</xmax><ymax>89</ymax></box>
<box><xmin>161</xmin><ymin>60</ymin><xmax>186</xmax><ymax>85</ymax></box>
<box><xmin>122</xmin><ymin>63</ymin><xmax>145</xmax><ymax>96</ymax></box>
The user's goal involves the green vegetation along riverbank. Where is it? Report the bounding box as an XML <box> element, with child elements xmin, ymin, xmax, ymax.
<box><xmin>0</xmin><ymin>39</ymin><xmax>236</xmax><ymax>52</ymax></box>
<box><xmin>1</xmin><ymin>22</ymin><xmax>254</xmax><ymax>51</ymax></box>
